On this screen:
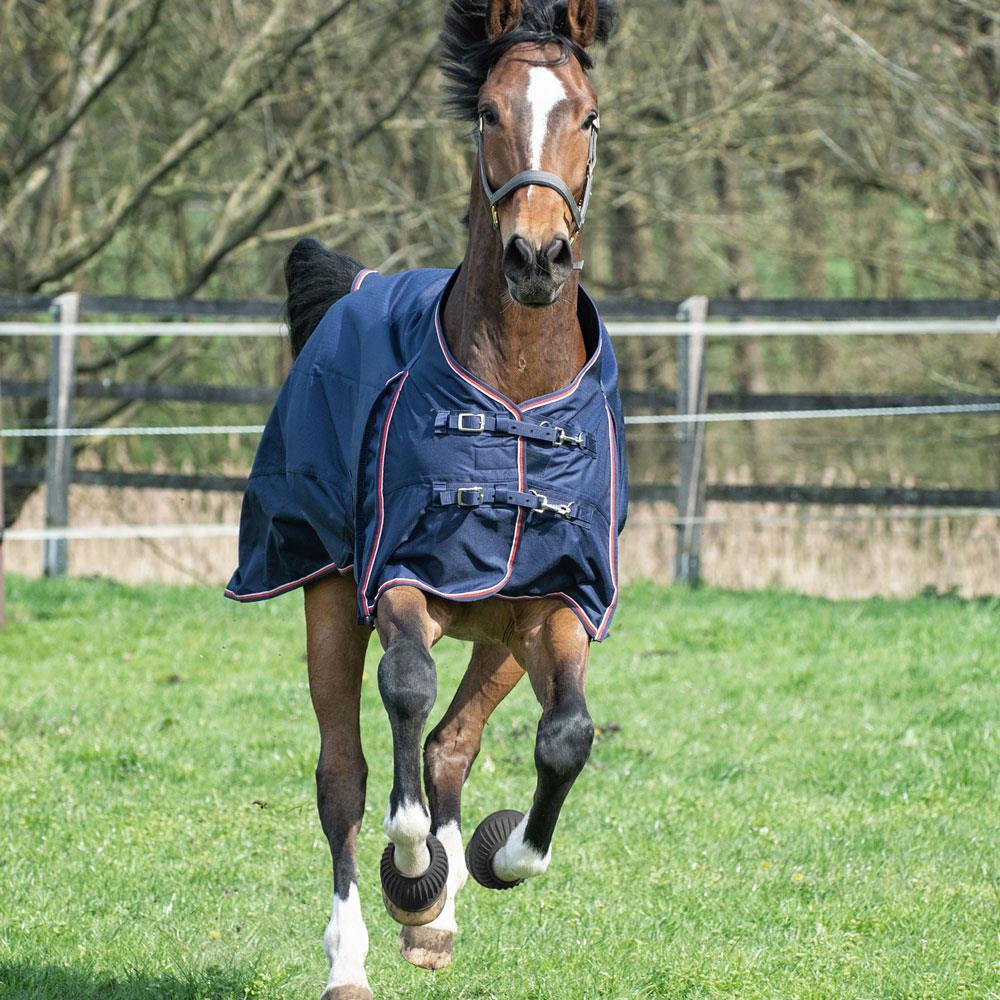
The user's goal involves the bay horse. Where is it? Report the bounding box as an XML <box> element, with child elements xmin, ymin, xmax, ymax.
<box><xmin>227</xmin><ymin>1</ymin><xmax>621</xmax><ymax>997</ymax></box>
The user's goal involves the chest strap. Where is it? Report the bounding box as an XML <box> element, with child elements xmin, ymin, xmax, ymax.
<box><xmin>434</xmin><ymin>411</ymin><xmax>591</xmax><ymax>451</ymax></box>
<box><xmin>434</xmin><ymin>483</ymin><xmax>592</xmax><ymax>524</ymax></box>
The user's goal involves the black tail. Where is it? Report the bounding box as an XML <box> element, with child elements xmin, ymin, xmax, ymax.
<box><xmin>285</xmin><ymin>237</ymin><xmax>365</xmax><ymax>358</ymax></box>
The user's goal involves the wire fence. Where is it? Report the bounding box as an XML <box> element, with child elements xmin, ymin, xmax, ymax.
<box><xmin>1</xmin><ymin>318</ymin><xmax>999</xmax><ymax>339</ymax></box>
<box><xmin>3</xmin><ymin>405</ymin><xmax>1000</xmax><ymax>438</ymax></box>
<box><xmin>2</xmin><ymin>298</ymin><xmax>998</xmax><ymax>588</ymax></box>
<box><xmin>6</xmin><ymin>507</ymin><xmax>999</xmax><ymax>544</ymax></box>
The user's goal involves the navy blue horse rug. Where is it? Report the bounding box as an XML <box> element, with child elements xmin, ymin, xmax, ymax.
<box><xmin>226</xmin><ymin>268</ymin><xmax>628</xmax><ymax>640</ymax></box>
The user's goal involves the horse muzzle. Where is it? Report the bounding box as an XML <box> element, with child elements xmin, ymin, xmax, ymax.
<box><xmin>502</xmin><ymin>235</ymin><xmax>574</xmax><ymax>307</ymax></box>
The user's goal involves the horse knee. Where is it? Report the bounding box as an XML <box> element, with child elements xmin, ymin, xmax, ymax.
<box><xmin>378</xmin><ymin>639</ymin><xmax>436</xmax><ymax>723</ymax></box>
<box><xmin>535</xmin><ymin>705</ymin><xmax>594</xmax><ymax>786</ymax></box>
<box><xmin>424</xmin><ymin>722</ymin><xmax>477</xmax><ymax>784</ymax></box>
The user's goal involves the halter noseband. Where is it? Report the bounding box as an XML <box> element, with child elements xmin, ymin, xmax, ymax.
<box><xmin>474</xmin><ymin>115</ymin><xmax>599</xmax><ymax>245</ymax></box>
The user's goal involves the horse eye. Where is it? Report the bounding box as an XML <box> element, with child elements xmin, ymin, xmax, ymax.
<box><xmin>583</xmin><ymin>113</ymin><xmax>599</xmax><ymax>131</ymax></box>
<box><xmin>479</xmin><ymin>108</ymin><xmax>500</xmax><ymax>128</ymax></box>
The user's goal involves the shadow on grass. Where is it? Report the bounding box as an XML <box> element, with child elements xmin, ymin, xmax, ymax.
<box><xmin>0</xmin><ymin>960</ymin><xmax>270</xmax><ymax>999</ymax></box>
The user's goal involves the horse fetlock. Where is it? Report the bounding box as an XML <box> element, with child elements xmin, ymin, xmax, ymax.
<box><xmin>492</xmin><ymin>810</ymin><xmax>552</xmax><ymax>882</ymax></box>
<box><xmin>534</xmin><ymin>707</ymin><xmax>594</xmax><ymax>785</ymax></box>
<box><xmin>435</xmin><ymin>821</ymin><xmax>469</xmax><ymax>895</ymax></box>
<box><xmin>322</xmin><ymin>886</ymin><xmax>370</xmax><ymax>998</ymax></box>
<box><xmin>384</xmin><ymin>800</ymin><xmax>432</xmax><ymax>875</ymax></box>
<box><xmin>466</xmin><ymin>809</ymin><xmax>530</xmax><ymax>890</ymax></box>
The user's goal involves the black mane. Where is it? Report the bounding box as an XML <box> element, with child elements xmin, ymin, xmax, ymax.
<box><xmin>440</xmin><ymin>0</ymin><xmax>617</xmax><ymax>120</ymax></box>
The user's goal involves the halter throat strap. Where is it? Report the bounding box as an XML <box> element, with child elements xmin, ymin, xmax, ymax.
<box><xmin>474</xmin><ymin>118</ymin><xmax>599</xmax><ymax>243</ymax></box>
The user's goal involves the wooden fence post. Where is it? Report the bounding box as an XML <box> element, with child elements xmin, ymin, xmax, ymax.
<box><xmin>674</xmin><ymin>295</ymin><xmax>709</xmax><ymax>586</ymax></box>
<box><xmin>43</xmin><ymin>292</ymin><xmax>80</xmax><ymax>577</ymax></box>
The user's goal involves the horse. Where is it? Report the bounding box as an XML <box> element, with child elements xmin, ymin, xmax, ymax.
<box><xmin>226</xmin><ymin>2</ymin><xmax>621</xmax><ymax>997</ymax></box>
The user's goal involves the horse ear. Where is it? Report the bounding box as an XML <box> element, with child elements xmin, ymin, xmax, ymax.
<box><xmin>487</xmin><ymin>0</ymin><xmax>522</xmax><ymax>40</ymax></box>
<box><xmin>565</xmin><ymin>0</ymin><xmax>599</xmax><ymax>47</ymax></box>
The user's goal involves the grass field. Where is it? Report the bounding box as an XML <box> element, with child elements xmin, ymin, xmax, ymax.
<box><xmin>1</xmin><ymin>577</ymin><xmax>997</xmax><ymax>999</ymax></box>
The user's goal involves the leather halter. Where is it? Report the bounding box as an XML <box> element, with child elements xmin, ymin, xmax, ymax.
<box><xmin>474</xmin><ymin>115</ymin><xmax>599</xmax><ymax>245</ymax></box>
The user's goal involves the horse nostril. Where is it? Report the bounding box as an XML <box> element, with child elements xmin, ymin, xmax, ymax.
<box><xmin>503</xmin><ymin>236</ymin><xmax>536</xmax><ymax>279</ymax></box>
<box><xmin>542</xmin><ymin>237</ymin><xmax>572</xmax><ymax>274</ymax></box>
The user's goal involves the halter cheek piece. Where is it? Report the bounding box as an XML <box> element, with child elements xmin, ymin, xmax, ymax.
<box><xmin>474</xmin><ymin>115</ymin><xmax>599</xmax><ymax>247</ymax></box>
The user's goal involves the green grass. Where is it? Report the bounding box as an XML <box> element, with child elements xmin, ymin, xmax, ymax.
<box><xmin>1</xmin><ymin>578</ymin><xmax>997</xmax><ymax>999</ymax></box>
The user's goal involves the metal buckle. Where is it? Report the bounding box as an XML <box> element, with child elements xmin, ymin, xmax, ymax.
<box><xmin>457</xmin><ymin>487</ymin><xmax>485</xmax><ymax>507</ymax></box>
<box><xmin>554</xmin><ymin>427</ymin><xmax>586</xmax><ymax>448</ymax></box>
<box><xmin>457</xmin><ymin>412</ymin><xmax>486</xmax><ymax>433</ymax></box>
<box><xmin>530</xmin><ymin>490</ymin><xmax>574</xmax><ymax>519</ymax></box>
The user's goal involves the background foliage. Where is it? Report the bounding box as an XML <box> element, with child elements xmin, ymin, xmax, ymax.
<box><xmin>2</xmin><ymin>0</ymin><xmax>997</xmax><ymax>299</ymax></box>
<box><xmin>2</xmin><ymin>0</ymin><xmax>998</xmax><ymax>530</ymax></box>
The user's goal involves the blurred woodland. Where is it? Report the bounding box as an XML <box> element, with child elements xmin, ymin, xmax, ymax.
<box><xmin>2</xmin><ymin>0</ymin><xmax>998</xmax><ymax>299</ymax></box>
<box><xmin>2</xmin><ymin>0</ymin><xmax>999</xmax><ymax>533</ymax></box>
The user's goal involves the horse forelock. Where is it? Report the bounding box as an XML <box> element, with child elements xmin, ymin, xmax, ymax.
<box><xmin>439</xmin><ymin>0</ymin><xmax>616</xmax><ymax>121</ymax></box>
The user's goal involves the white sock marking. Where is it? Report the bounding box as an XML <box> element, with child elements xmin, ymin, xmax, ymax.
<box><xmin>323</xmin><ymin>883</ymin><xmax>370</xmax><ymax>992</ymax></box>
<box><xmin>423</xmin><ymin>821</ymin><xmax>467</xmax><ymax>935</ymax></box>
<box><xmin>526</xmin><ymin>67</ymin><xmax>567</xmax><ymax>170</ymax></box>
<box><xmin>492</xmin><ymin>809</ymin><xmax>552</xmax><ymax>882</ymax></box>
<box><xmin>384</xmin><ymin>800</ymin><xmax>431</xmax><ymax>877</ymax></box>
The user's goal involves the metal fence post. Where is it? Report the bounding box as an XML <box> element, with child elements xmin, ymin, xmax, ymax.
<box><xmin>674</xmin><ymin>295</ymin><xmax>709</xmax><ymax>586</ymax></box>
<box><xmin>1</xmin><ymin>374</ymin><xmax>5</xmax><ymax>628</ymax></box>
<box><xmin>43</xmin><ymin>292</ymin><xmax>80</xmax><ymax>577</ymax></box>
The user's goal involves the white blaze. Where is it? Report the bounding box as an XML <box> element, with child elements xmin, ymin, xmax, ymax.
<box><xmin>526</xmin><ymin>66</ymin><xmax>567</xmax><ymax>171</ymax></box>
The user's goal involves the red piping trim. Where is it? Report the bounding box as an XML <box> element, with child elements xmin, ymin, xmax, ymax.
<box><xmin>224</xmin><ymin>561</ymin><xmax>352</xmax><ymax>602</ymax></box>
<box><xmin>594</xmin><ymin>403</ymin><xmax>620</xmax><ymax>638</ymax></box>
<box><xmin>433</xmin><ymin>297</ymin><xmax>600</xmax><ymax>414</ymax></box>
<box><xmin>351</xmin><ymin>268</ymin><xmax>378</xmax><ymax>292</ymax></box>
<box><xmin>520</xmin><ymin>339</ymin><xmax>602</xmax><ymax>411</ymax></box>
<box><xmin>434</xmin><ymin>307</ymin><xmax>522</xmax><ymax>417</ymax></box>
<box><xmin>359</xmin><ymin>373</ymin><xmax>409</xmax><ymax>616</ymax></box>
<box><xmin>496</xmin><ymin>590</ymin><xmax>600</xmax><ymax>639</ymax></box>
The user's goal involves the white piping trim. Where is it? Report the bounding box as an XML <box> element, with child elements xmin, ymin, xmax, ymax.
<box><xmin>359</xmin><ymin>372</ymin><xmax>410</xmax><ymax>616</ymax></box>
<box><xmin>224</xmin><ymin>561</ymin><xmax>352</xmax><ymax>602</ymax></box>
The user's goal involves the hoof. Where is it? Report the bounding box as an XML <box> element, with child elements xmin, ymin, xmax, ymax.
<box><xmin>320</xmin><ymin>987</ymin><xmax>373</xmax><ymax>1000</ymax></box>
<box><xmin>380</xmin><ymin>834</ymin><xmax>449</xmax><ymax>926</ymax></box>
<box><xmin>399</xmin><ymin>924</ymin><xmax>454</xmax><ymax>970</ymax></box>
<box><xmin>466</xmin><ymin>809</ymin><xmax>525</xmax><ymax>891</ymax></box>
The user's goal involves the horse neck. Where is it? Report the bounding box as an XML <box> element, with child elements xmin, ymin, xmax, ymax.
<box><xmin>441</xmin><ymin>178</ymin><xmax>587</xmax><ymax>405</ymax></box>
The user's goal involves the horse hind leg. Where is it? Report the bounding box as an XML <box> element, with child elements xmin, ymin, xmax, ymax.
<box><xmin>305</xmin><ymin>576</ymin><xmax>374</xmax><ymax>1000</ymax></box>
<box><xmin>468</xmin><ymin>607</ymin><xmax>593</xmax><ymax>889</ymax></box>
<box><xmin>400</xmin><ymin>642</ymin><xmax>525</xmax><ymax>969</ymax></box>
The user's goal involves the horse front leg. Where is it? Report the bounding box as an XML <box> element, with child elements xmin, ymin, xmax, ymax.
<box><xmin>467</xmin><ymin>607</ymin><xmax>593</xmax><ymax>888</ymax></box>
<box><xmin>399</xmin><ymin>642</ymin><xmax>525</xmax><ymax>969</ymax></box>
<box><xmin>305</xmin><ymin>576</ymin><xmax>373</xmax><ymax>1000</ymax></box>
<box><xmin>374</xmin><ymin>587</ymin><xmax>452</xmax><ymax>926</ymax></box>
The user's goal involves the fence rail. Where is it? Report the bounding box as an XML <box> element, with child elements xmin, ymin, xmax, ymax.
<box><xmin>3</xmin><ymin>292</ymin><xmax>998</xmax><ymax>319</ymax></box>
<box><xmin>2</xmin><ymin>292</ymin><xmax>998</xmax><ymax>602</ymax></box>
